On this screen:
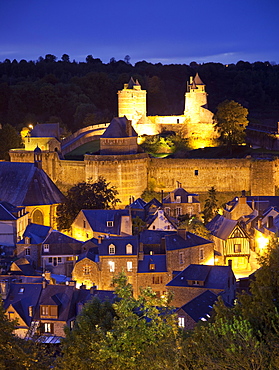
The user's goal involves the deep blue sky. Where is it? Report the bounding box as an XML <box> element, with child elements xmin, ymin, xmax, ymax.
<box><xmin>1</xmin><ymin>0</ymin><xmax>278</xmax><ymax>65</ymax></box>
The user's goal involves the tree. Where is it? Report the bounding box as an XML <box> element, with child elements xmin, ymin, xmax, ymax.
<box><xmin>98</xmin><ymin>273</ymin><xmax>181</xmax><ymax>369</ymax></box>
<box><xmin>56</xmin><ymin>176</ymin><xmax>120</xmax><ymax>230</ymax></box>
<box><xmin>203</xmin><ymin>186</ymin><xmax>218</xmax><ymax>224</ymax></box>
<box><xmin>0</xmin><ymin>124</ymin><xmax>23</xmax><ymax>160</ymax></box>
<box><xmin>214</xmin><ymin>100</ymin><xmax>248</xmax><ymax>146</ymax></box>
<box><xmin>57</xmin><ymin>297</ymin><xmax>116</xmax><ymax>370</ymax></box>
<box><xmin>0</xmin><ymin>297</ymin><xmax>51</xmax><ymax>369</ymax></box>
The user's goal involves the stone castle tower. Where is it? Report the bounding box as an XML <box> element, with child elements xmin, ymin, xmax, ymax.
<box><xmin>118</xmin><ymin>74</ymin><xmax>217</xmax><ymax>148</ymax></box>
<box><xmin>184</xmin><ymin>73</ymin><xmax>208</xmax><ymax>122</ymax></box>
<box><xmin>118</xmin><ymin>77</ymin><xmax>146</xmax><ymax>125</ymax></box>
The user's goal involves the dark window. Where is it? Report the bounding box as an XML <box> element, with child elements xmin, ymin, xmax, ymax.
<box><xmin>195</xmin><ymin>170</ymin><xmax>199</xmax><ymax>176</ymax></box>
<box><xmin>234</xmin><ymin>244</ymin><xmax>241</xmax><ymax>253</ymax></box>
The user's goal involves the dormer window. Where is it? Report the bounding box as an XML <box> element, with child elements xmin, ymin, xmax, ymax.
<box><xmin>19</xmin><ymin>287</ymin><xmax>24</xmax><ymax>294</ymax></box>
<box><xmin>109</xmin><ymin>244</ymin><xmax>115</xmax><ymax>254</ymax></box>
<box><xmin>192</xmin><ymin>280</ymin><xmax>200</xmax><ymax>286</ymax></box>
<box><xmin>149</xmin><ymin>263</ymin><xmax>155</xmax><ymax>270</ymax></box>
<box><xmin>126</xmin><ymin>244</ymin><xmax>132</xmax><ymax>254</ymax></box>
<box><xmin>107</xmin><ymin>221</ymin><xmax>114</xmax><ymax>227</ymax></box>
<box><xmin>43</xmin><ymin>244</ymin><xmax>49</xmax><ymax>252</ymax></box>
<box><xmin>25</xmin><ymin>236</ymin><xmax>30</xmax><ymax>244</ymax></box>
<box><xmin>176</xmin><ymin>196</ymin><xmax>181</xmax><ymax>203</ymax></box>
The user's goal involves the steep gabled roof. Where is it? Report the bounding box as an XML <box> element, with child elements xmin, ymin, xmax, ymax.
<box><xmin>82</xmin><ymin>209</ymin><xmax>130</xmax><ymax>235</ymax></box>
<box><xmin>98</xmin><ymin>235</ymin><xmax>138</xmax><ymax>256</ymax></box>
<box><xmin>41</xmin><ymin>230</ymin><xmax>83</xmax><ymax>256</ymax></box>
<box><xmin>206</xmin><ymin>214</ymin><xmax>238</xmax><ymax>240</ymax></box>
<box><xmin>166</xmin><ymin>264</ymin><xmax>232</xmax><ymax>289</ymax></box>
<box><xmin>0</xmin><ymin>162</ymin><xmax>65</xmax><ymax>206</ymax></box>
<box><xmin>165</xmin><ymin>232</ymin><xmax>213</xmax><ymax>251</ymax></box>
<box><xmin>129</xmin><ymin>198</ymin><xmax>147</xmax><ymax>210</ymax></box>
<box><xmin>101</xmin><ymin>117</ymin><xmax>137</xmax><ymax>138</ymax></box>
<box><xmin>163</xmin><ymin>188</ymin><xmax>199</xmax><ymax>204</ymax></box>
<box><xmin>3</xmin><ymin>282</ymin><xmax>43</xmax><ymax>326</ymax></box>
<box><xmin>193</xmin><ymin>73</ymin><xmax>204</xmax><ymax>85</ymax></box>
<box><xmin>139</xmin><ymin>229</ymin><xmax>177</xmax><ymax>245</ymax></box>
<box><xmin>30</xmin><ymin>123</ymin><xmax>60</xmax><ymax>139</ymax></box>
<box><xmin>178</xmin><ymin>290</ymin><xmax>218</xmax><ymax>322</ymax></box>
<box><xmin>17</xmin><ymin>223</ymin><xmax>52</xmax><ymax>244</ymax></box>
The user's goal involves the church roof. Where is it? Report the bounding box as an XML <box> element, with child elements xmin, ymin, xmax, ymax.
<box><xmin>0</xmin><ymin>162</ymin><xmax>65</xmax><ymax>206</ymax></box>
<box><xmin>101</xmin><ymin>117</ymin><xmax>137</xmax><ymax>139</ymax></box>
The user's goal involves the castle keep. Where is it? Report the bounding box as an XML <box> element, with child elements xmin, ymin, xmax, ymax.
<box><xmin>9</xmin><ymin>75</ymin><xmax>276</xmax><ymax>205</ymax></box>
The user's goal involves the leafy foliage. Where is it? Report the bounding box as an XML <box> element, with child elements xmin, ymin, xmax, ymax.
<box><xmin>214</xmin><ymin>100</ymin><xmax>249</xmax><ymax>146</ymax></box>
<box><xmin>56</xmin><ymin>176</ymin><xmax>120</xmax><ymax>230</ymax></box>
<box><xmin>178</xmin><ymin>216</ymin><xmax>211</xmax><ymax>239</ymax></box>
<box><xmin>0</xmin><ymin>298</ymin><xmax>51</xmax><ymax>369</ymax></box>
<box><xmin>0</xmin><ymin>124</ymin><xmax>23</xmax><ymax>160</ymax></box>
<box><xmin>58</xmin><ymin>272</ymin><xmax>181</xmax><ymax>370</ymax></box>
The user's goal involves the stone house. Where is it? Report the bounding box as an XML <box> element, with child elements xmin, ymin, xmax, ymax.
<box><xmin>176</xmin><ymin>290</ymin><xmax>218</xmax><ymax>330</ymax></box>
<box><xmin>146</xmin><ymin>209</ymin><xmax>177</xmax><ymax>231</ymax></box>
<box><xmin>41</xmin><ymin>230</ymin><xmax>83</xmax><ymax>276</ymax></box>
<box><xmin>163</xmin><ymin>187</ymin><xmax>201</xmax><ymax>218</ymax></box>
<box><xmin>166</xmin><ymin>264</ymin><xmax>236</xmax><ymax>308</ymax></box>
<box><xmin>71</xmin><ymin>209</ymin><xmax>132</xmax><ymax>241</ymax></box>
<box><xmin>165</xmin><ymin>230</ymin><xmax>215</xmax><ymax>273</ymax></box>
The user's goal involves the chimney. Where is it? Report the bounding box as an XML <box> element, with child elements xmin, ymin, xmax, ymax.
<box><xmin>228</xmin><ymin>259</ymin><xmax>232</xmax><ymax>268</ymax></box>
<box><xmin>90</xmin><ymin>285</ymin><xmax>97</xmax><ymax>294</ymax></box>
<box><xmin>42</xmin><ymin>280</ymin><xmax>47</xmax><ymax>289</ymax></box>
<box><xmin>177</xmin><ymin>229</ymin><xmax>187</xmax><ymax>240</ymax></box>
<box><xmin>160</xmin><ymin>237</ymin><xmax>166</xmax><ymax>252</ymax></box>
<box><xmin>257</xmin><ymin>218</ymin><xmax>262</xmax><ymax>229</ymax></box>
<box><xmin>138</xmin><ymin>242</ymin><xmax>144</xmax><ymax>261</ymax></box>
<box><xmin>170</xmin><ymin>192</ymin><xmax>175</xmax><ymax>203</ymax></box>
<box><xmin>0</xmin><ymin>280</ymin><xmax>10</xmax><ymax>300</ymax></box>
<box><xmin>126</xmin><ymin>120</ymin><xmax>132</xmax><ymax>137</ymax></box>
<box><xmin>268</xmin><ymin>216</ymin><xmax>273</xmax><ymax>229</ymax></box>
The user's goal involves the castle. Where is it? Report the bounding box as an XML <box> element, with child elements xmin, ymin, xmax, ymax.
<box><xmin>118</xmin><ymin>74</ymin><xmax>218</xmax><ymax>149</ymax></box>
<box><xmin>9</xmin><ymin>75</ymin><xmax>277</xmax><ymax>206</ymax></box>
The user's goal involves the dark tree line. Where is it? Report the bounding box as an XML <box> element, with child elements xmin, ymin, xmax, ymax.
<box><xmin>0</xmin><ymin>55</ymin><xmax>279</xmax><ymax>133</ymax></box>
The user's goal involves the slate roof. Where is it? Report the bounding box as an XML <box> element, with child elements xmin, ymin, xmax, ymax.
<box><xmin>144</xmin><ymin>198</ymin><xmax>162</xmax><ymax>212</ymax></box>
<box><xmin>165</xmin><ymin>232</ymin><xmax>213</xmax><ymax>251</ymax></box>
<box><xmin>166</xmin><ymin>264</ymin><xmax>232</xmax><ymax>289</ymax></box>
<box><xmin>138</xmin><ymin>254</ymin><xmax>167</xmax><ymax>273</ymax></box>
<box><xmin>101</xmin><ymin>117</ymin><xmax>137</xmax><ymax>138</ymax></box>
<box><xmin>41</xmin><ymin>230</ymin><xmax>83</xmax><ymax>256</ymax></box>
<box><xmin>163</xmin><ymin>188</ymin><xmax>199</xmax><ymax>204</ymax></box>
<box><xmin>9</xmin><ymin>258</ymin><xmax>39</xmax><ymax>276</ymax></box>
<box><xmin>178</xmin><ymin>290</ymin><xmax>218</xmax><ymax>322</ymax></box>
<box><xmin>98</xmin><ymin>235</ymin><xmax>138</xmax><ymax>256</ymax></box>
<box><xmin>0</xmin><ymin>162</ymin><xmax>65</xmax><ymax>206</ymax></box>
<box><xmin>129</xmin><ymin>198</ymin><xmax>147</xmax><ymax>210</ymax></box>
<box><xmin>17</xmin><ymin>223</ymin><xmax>52</xmax><ymax>244</ymax></box>
<box><xmin>77</xmin><ymin>247</ymin><xmax>99</xmax><ymax>262</ymax></box>
<box><xmin>127</xmin><ymin>77</ymin><xmax>141</xmax><ymax>89</ymax></box>
<box><xmin>0</xmin><ymin>202</ymin><xmax>24</xmax><ymax>220</ymax></box>
<box><xmin>139</xmin><ymin>230</ymin><xmax>177</xmax><ymax>245</ymax></box>
<box><xmin>193</xmin><ymin>73</ymin><xmax>204</xmax><ymax>86</ymax></box>
<box><xmin>34</xmin><ymin>284</ymin><xmax>76</xmax><ymax>322</ymax></box>
<box><xmin>30</xmin><ymin>123</ymin><xmax>60</xmax><ymax>139</ymax></box>
<box><xmin>226</xmin><ymin>196</ymin><xmax>279</xmax><ymax>215</ymax></box>
<box><xmin>3</xmin><ymin>282</ymin><xmax>43</xmax><ymax>326</ymax></box>
<box><xmin>206</xmin><ymin>214</ymin><xmax>238</xmax><ymax>240</ymax></box>
<box><xmin>82</xmin><ymin>209</ymin><xmax>130</xmax><ymax>235</ymax></box>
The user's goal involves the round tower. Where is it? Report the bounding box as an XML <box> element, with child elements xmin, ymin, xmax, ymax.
<box><xmin>184</xmin><ymin>73</ymin><xmax>208</xmax><ymax>122</ymax></box>
<box><xmin>118</xmin><ymin>77</ymin><xmax>146</xmax><ymax>125</ymax></box>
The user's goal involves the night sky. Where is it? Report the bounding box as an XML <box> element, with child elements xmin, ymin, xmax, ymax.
<box><xmin>1</xmin><ymin>0</ymin><xmax>278</xmax><ymax>65</ymax></box>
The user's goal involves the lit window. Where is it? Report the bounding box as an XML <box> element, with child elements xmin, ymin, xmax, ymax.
<box><xmin>127</xmin><ymin>261</ymin><xmax>132</xmax><ymax>272</ymax></box>
<box><xmin>126</xmin><ymin>244</ymin><xmax>132</xmax><ymax>254</ymax></box>
<box><xmin>109</xmin><ymin>244</ymin><xmax>115</xmax><ymax>254</ymax></box>
<box><xmin>149</xmin><ymin>263</ymin><xmax>156</xmax><ymax>270</ymax></box>
<box><xmin>41</xmin><ymin>306</ymin><xmax>49</xmax><ymax>316</ymax></box>
<box><xmin>234</xmin><ymin>244</ymin><xmax>241</xmax><ymax>253</ymax></box>
<box><xmin>192</xmin><ymin>280</ymin><xmax>200</xmax><ymax>285</ymax></box>
<box><xmin>83</xmin><ymin>265</ymin><xmax>91</xmax><ymax>275</ymax></box>
<box><xmin>178</xmin><ymin>317</ymin><xmax>185</xmax><ymax>328</ymax></box>
<box><xmin>107</xmin><ymin>221</ymin><xmax>114</xmax><ymax>227</ymax></box>
<box><xmin>19</xmin><ymin>287</ymin><xmax>24</xmax><ymax>294</ymax></box>
<box><xmin>176</xmin><ymin>196</ymin><xmax>181</xmax><ymax>203</ymax></box>
<box><xmin>44</xmin><ymin>323</ymin><xmax>53</xmax><ymax>333</ymax></box>
<box><xmin>109</xmin><ymin>261</ymin><xmax>115</xmax><ymax>272</ymax></box>
<box><xmin>43</xmin><ymin>244</ymin><xmax>49</xmax><ymax>252</ymax></box>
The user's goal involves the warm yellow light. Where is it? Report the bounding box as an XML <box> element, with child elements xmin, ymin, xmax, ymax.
<box><xmin>256</xmin><ymin>235</ymin><xmax>269</xmax><ymax>250</ymax></box>
<box><xmin>204</xmin><ymin>257</ymin><xmax>215</xmax><ymax>265</ymax></box>
<box><xmin>28</xmin><ymin>124</ymin><xmax>33</xmax><ymax>130</ymax></box>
